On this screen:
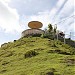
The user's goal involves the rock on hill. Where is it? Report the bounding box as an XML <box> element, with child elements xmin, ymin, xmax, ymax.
<box><xmin>0</xmin><ymin>37</ymin><xmax>75</xmax><ymax>75</ymax></box>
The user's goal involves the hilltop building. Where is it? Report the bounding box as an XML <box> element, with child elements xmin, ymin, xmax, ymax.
<box><xmin>21</xmin><ymin>21</ymin><xmax>44</xmax><ymax>37</ymax></box>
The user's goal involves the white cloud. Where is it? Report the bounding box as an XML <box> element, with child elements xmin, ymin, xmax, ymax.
<box><xmin>20</xmin><ymin>11</ymin><xmax>51</xmax><ymax>30</ymax></box>
<box><xmin>0</xmin><ymin>1</ymin><xmax>22</xmax><ymax>33</ymax></box>
<box><xmin>58</xmin><ymin>0</ymin><xmax>73</xmax><ymax>18</ymax></box>
<box><xmin>21</xmin><ymin>0</ymin><xmax>67</xmax><ymax>30</ymax></box>
<box><xmin>51</xmin><ymin>0</ymin><xmax>74</xmax><ymax>32</ymax></box>
<box><xmin>49</xmin><ymin>0</ymin><xmax>66</xmax><ymax>21</ymax></box>
<box><xmin>9</xmin><ymin>0</ymin><xmax>57</xmax><ymax>16</ymax></box>
<box><xmin>0</xmin><ymin>0</ymin><xmax>11</xmax><ymax>3</ymax></box>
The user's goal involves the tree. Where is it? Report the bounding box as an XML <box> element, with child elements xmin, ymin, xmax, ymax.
<box><xmin>48</xmin><ymin>24</ymin><xmax>53</xmax><ymax>33</ymax></box>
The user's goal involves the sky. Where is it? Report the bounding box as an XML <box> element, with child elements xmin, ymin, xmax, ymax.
<box><xmin>0</xmin><ymin>0</ymin><xmax>75</xmax><ymax>46</ymax></box>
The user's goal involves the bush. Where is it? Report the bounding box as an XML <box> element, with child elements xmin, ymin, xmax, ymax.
<box><xmin>46</xmin><ymin>72</ymin><xmax>54</xmax><ymax>75</ymax></box>
<box><xmin>51</xmin><ymin>43</ymin><xmax>57</xmax><ymax>47</ymax></box>
<box><xmin>40</xmin><ymin>71</ymin><xmax>54</xmax><ymax>75</ymax></box>
<box><xmin>1</xmin><ymin>43</ymin><xmax>8</xmax><ymax>48</ymax></box>
<box><xmin>41</xmin><ymin>33</ymin><xmax>54</xmax><ymax>40</ymax></box>
<box><xmin>47</xmin><ymin>49</ymin><xmax>71</xmax><ymax>55</ymax></box>
<box><xmin>32</xmin><ymin>34</ymin><xmax>42</xmax><ymax>37</ymax></box>
<box><xmin>48</xmin><ymin>40</ymin><xmax>57</xmax><ymax>47</ymax></box>
<box><xmin>55</xmin><ymin>40</ymin><xmax>63</xmax><ymax>45</ymax></box>
<box><xmin>40</xmin><ymin>68</ymin><xmax>56</xmax><ymax>75</ymax></box>
<box><xmin>2</xmin><ymin>61</ymin><xmax>9</xmax><ymax>65</ymax></box>
<box><xmin>70</xmin><ymin>48</ymin><xmax>75</xmax><ymax>55</ymax></box>
<box><xmin>0</xmin><ymin>69</ymin><xmax>7</xmax><ymax>73</ymax></box>
<box><xmin>24</xmin><ymin>50</ymin><xmax>39</xmax><ymax>58</ymax></box>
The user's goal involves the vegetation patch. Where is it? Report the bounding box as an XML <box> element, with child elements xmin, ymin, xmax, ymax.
<box><xmin>0</xmin><ymin>69</ymin><xmax>7</xmax><ymax>73</ymax></box>
<box><xmin>2</xmin><ymin>61</ymin><xmax>9</xmax><ymax>65</ymax></box>
<box><xmin>40</xmin><ymin>68</ymin><xmax>58</xmax><ymax>75</ymax></box>
<box><xmin>61</xmin><ymin>58</ymin><xmax>75</xmax><ymax>65</ymax></box>
<box><xmin>34</xmin><ymin>48</ymin><xmax>44</xmax><ymax>51</ymax></box>
<box><xmin>0</xmin><ymin>37</ymin><xmax>75</xmax><ymax>75</ymax></box>
<box><xmin>0</xmin><ymin>50</ymin><xmax>13</xmax><ymax>57</ymax></box>
<box><xmin>47</xmin><ymin>49</ymin><xmax>71</xmax><ymax>55</ymax></box>
<box><xmin>5</xmin><ymin>52</ymin><xmax>13</xmax><ymax>57</ymax></box>
<box><xmin>24</xmin><ymin>50</ymin><xmax>39</xmax><ymax>58</ymax></box>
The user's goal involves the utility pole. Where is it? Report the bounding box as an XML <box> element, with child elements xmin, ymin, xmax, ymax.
<box><xmin>64</xmin><ymin>31</ymin><xmax>66</xmax><ymax>44</ymax></box>
<box><xmin>70</xmin><ymin>32</ymin><xmax>71</xmax><ymax>40</ymax></box>
<box><xmin>54</xmin><ymin>24</ymin><xmax>58</xmax><ymax>41</ymax></box>
<box><xmin>57</xmin><ymin>31</ymin><xmax>59</xmax><ymax>41</ymax></box>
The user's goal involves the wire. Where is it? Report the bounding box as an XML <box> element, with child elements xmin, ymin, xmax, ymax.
<box><xmin>53</xmin><ymin>15</ymin><xmax>75</xmax><ymax>39</ymax></box>
<box><xmin>56</xmin><ymin>15</ymin><xmax>75</xmax><ymax>24</ymax></box>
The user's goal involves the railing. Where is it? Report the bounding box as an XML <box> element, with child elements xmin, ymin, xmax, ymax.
<box><xmin>55</xmin><ymin>32</ymin><xmax>75</xmax><ymax>44</ymax></box>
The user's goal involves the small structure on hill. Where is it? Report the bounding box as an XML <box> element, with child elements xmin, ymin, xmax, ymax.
<box><xmin>22</xmin><ymin>21</ymin><xmax>44</xmax><ymax>37</ymax></box>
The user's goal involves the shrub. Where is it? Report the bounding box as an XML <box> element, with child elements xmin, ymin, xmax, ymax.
<box><xmin>48</xmin><ymin>41</ymin><xmax>57</xmax><ymax>47</ymax></box>
<box><xmin>1</xmin><ymin>43</ymin><xmax>8</xmax><ymax>48</ymax></box>
<box><xmin>32</xmin><ymin>34</ymin><xmax>42</xmax><ymax>37</ymax></box>
<box><xmin>40</xmin><ymin>71</ymin><xmax>54</xmax><ymax>75</ymax></box>
<box><xmin>40</xmin><ymin>68</ymin><xmax>56</xmax><ymax>75</ymax></box>
<box><xmin>55</xmin><ymin>40</ymin><xmax>63</xmax><ymax>45</ymax></box>
<box><xmin>46</xmin><ymin>72</ymin><xmax>54</xmax><ymax>75</ymax></box>
<box><xmin>70</xmin><ymin>48</ymin><xmax>75</xmax><ymax>55</ymax></box>
<box><xmin>0</xmin><ymin>69</ymin><xmax>7</xmax><ymax>73</ymax></box>
<box><xmin>34</xmin><ymin>48</ymin><xmax>44</xmax><ymax>51</ymax></box>
<box><xmin>24</xmin><ymin>50</ymin><xmax>39</xmax><ymax>58</ymax></box>
<box><xmin>51</xmin><ymin>43</ymin><xmax>57</xmax><ymax>47</ymax></box>
<box><xmin>5</xmin><ymin>52</ymin><xmax>13</xmax><ymax>57</ymax></box>
<box><xmin>14</xmin><ymin>40</ymin><xmax>17</xmax><ymax>42</ymax></box>
<box><xmin>2</xmin><ymin>61</ymin><xmax>9</xmax><ymax>65</ymax></box>
<box><xmin>47</xmin><ymin>49</ymin><xmax>71</xmax><ymax>55</ymax></box>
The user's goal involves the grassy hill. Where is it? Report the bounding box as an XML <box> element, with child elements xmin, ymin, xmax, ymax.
<box><xmin>0</xmin><ymin>37</ymin><xmax>75</xmax><ymax>75</ymax></box>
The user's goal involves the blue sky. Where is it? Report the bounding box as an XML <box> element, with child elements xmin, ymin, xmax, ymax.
<box><xmin>0</xmin><ymin>0</ymin><xmax>75</xmax><ymax>46</ymax></box>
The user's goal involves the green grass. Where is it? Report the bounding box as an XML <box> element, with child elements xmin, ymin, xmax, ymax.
<box><xmin>0</xmin><ymin>37</ymin><xmax>75</xmax><ymax>75</ymax></box>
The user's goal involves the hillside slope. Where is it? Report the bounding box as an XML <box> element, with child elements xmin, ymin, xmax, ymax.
<box><xmin>0</xmin><ymin>37</ymin><xmax>75</xmax><ymax>75</ymax></box>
